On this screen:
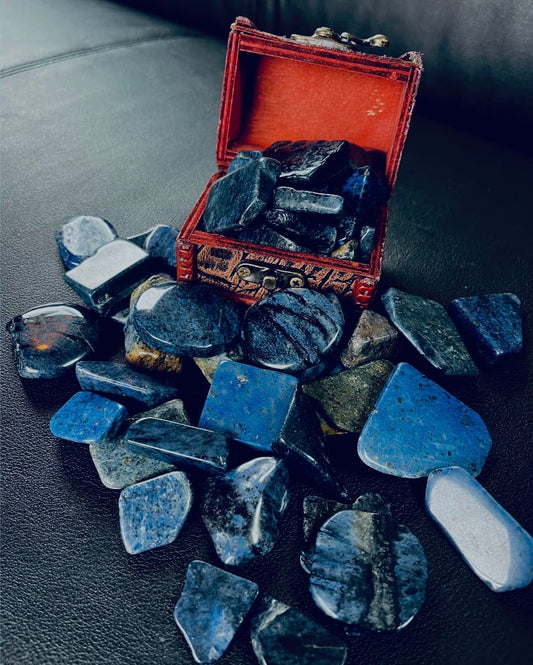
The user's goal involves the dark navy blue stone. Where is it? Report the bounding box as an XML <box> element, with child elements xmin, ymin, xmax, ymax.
<box><xmin>6</xmin><ymin>303</ymin><xmax>103</xmax><ymax>379</ymax></box>
<box><xmin>335</xmin><ymin>215</ymin><xmax>359</xmax><ymax>244</ymax></box>
<box><xmin>199</xmin><ymin>361</ymin><xmax>299</xmax><ymax>453</ymax></box>
<box><xmin>359</xmin><ymin>225</ymin><xmax>376</xmax><ymax>263</ymax></box>
<box><xmin>358</xmin><ymin>362</ymin><xmax>492</xmax><ymax>478</ymax></box>
<box><xmin>64</xmin><ymin>239</ymin><xmax>153</xmax><ymax>315</ymax></box>
<box><xmin>251</xmin><ymin>597</ymin><xmax>348</xmax><ymax>665</ymax></box>
<box><xmin>261</xmin><ymin>208</ymin><xmax>337</xmax><ymax>254</ymax></box>
<box><xmin>56</xmin><ymin>215</ymin><xmax>117</xmax><ymax>269</ymax></box>
<box><xmin>118</xmin><ymin>471</ymin><xmax>192</xmax><ymax>554</ymax></box>
<box><xmin>76</xmin><ymin>361</ymin><xmax>180</xmax><ymax>408</ymax></box>
<box><xmin>448</xmin><ymin>293</ymin><xmax>523</xmax><ymax>366</ymax></box>
<box><xmin>125</xmin><ymin>417</ymin><xmax>229</xmax><ymax>474</ymax></box>
<box><xmin>127</xmin><ymin>226</ymin><xmax>158</xmax><ymax>248</ymax></box>
<box><xmin>202</xmin><ymin>158</ymin><xmax>281</xmax><ymax>234</ymax></box>
<box><xmin>143</xmin><ymin>224</ymin><xmax>178</xmax><ymax>269</ymax></box>
<box><xmin>309</xmin><ymin>509</ymin><xmax>427</xmax><ymax>632</ymax></box>
<box><xmin>273</xmin><ymin>187</ymin><xmax>344</xmax><ymax>216</ymax></box>
<box><xmin>49</xmin><ymin>391</ymin><xmax>128</xmax><ymax>443</ymax></box>
<box><xmin>264</xmin><ymin>140</ymin><xmax>350</xmax><ymax>187</ymax></box>
<box><xmin>227</xmin><ymin>150</ymin><xmax>263</xmax><ymax>174</ymax></box>
<box><xmin>342</xmin><ymin>166</ymin><xmax>388</xmax><ymax>222</ymax></box>
<box><xmin>382</xmin><ymin>287</ymin><xmax>478</xmax><ymax>376</ymax></box>
<box><xmin>238</xmin><ymin>222</ymin><xmax>312</xmax><ymax>254</ymax></box>
<box><xmin>202</xmin><ymin>457</ymin><xmax>290</xmax><ymax>566</ymax></box>
<box><xmin>130</xmin><ymin>281</ymin><xmax>242</xmax><ymax>358</ymax></box>
<box><xmin>242</xmin><ymin>288</ymin><xmax>344</xmax><ymax>377</ymax></box>
<box><xmin>174</xmin><ymin>560</ymin><xmax>259</xmax><ymax>663</ymax></box>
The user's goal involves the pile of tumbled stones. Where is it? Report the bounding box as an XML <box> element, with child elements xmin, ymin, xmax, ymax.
<box><xmin>6</xmin><ymin>172</ymin><xmax>533</xmax><ymax>664</ymax></box>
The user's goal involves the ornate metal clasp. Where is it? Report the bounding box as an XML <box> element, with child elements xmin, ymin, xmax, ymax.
<box><xmin>235</xmin><ymin>261</ymin><xmax>306</xmax><ymax>291</ymax></box>
<box><xmin>291</xmin><ymin>27</ymin><xmax>389</xmax><ymax>52</ymax></box>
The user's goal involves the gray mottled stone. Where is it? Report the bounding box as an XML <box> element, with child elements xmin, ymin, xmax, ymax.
<box><xmin>193</xmin><ymin>345</ymin><xmax>244</xmax><ymax>383</ymax></box>
<box><xmin>341</xmin><ymin>309</ymin><xmax>398</xmax><ymax>369</ymax></box>
<box><xmin>56</xmin><ymin>215</ymin><xmax>117</xmax><ymax>269</ymax></box>
<box><xmin>359</xmin><ymin>225</ymin><xmax>376</xmax><ymax>263</ymax></box>
<box><xmin>261</xmin><ymin>208</ymin><xmax>337</xmax><ymax>254</ymax></box>
<box><xmin>273</xmin><ymin>187</ymin><xmax>344</xmax><ymax>216</ymax></box>
<box><xmin>238</xmin><ymin>223</ymin><xmax>312</xmax><ymax>254</ymax></box>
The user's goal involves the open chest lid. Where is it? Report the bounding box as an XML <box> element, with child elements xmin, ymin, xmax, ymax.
<box><xmin>216</xmin><ymin>17</ymin><xmax>423</xmax><ymax>189</ymax></box>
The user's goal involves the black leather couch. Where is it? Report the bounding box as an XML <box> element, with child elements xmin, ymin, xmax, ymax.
<box><xmin>2</xmin><ymin>2</ymin><xmax>532</xmax><ymax>664</ymax></box>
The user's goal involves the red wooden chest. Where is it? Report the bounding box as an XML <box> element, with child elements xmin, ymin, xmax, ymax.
<box><xmin>177</xmin><ymin>17</ymin><xmax>422</xmax><ymax>309</ymax></box>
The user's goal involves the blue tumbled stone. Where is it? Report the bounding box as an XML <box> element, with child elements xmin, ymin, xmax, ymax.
<box><xmin>125</xmin><ymin>417</ymin><xmax>229</xmax><ymax>474</ymax></box>
<box><xmin>238</xmin><ymin>222</ymin><xmax>312</xmax><ymax>254</ymax></box>
<box><xmin>56</xmin><ymin>215</ymin><xmax>118</xmax><ymax>269</ymax></box>
<box><xmin>426</xmin><ymin>466</ymin><xmax>533</xmax><ymax>592</ymax></box>
<box><xmin>174</xmin><ymin>560</ymin><xmax>259</xmax><ymax>663</ymax></box>
<box><xmin>50</xmin><ymin>391</ymin><xmax>128</xmax><ymax>443</ymax></box>
<box><xmin>264</xmin><ymin>140</ymin><xmax>350</xmax><ymax>187</ymax></box>
<box><xmin>358</xmin><ymin>362</ymin><xmax>492</xmax><ymax>478</ymax></box>
<box><xmin>448</xmin><ymin>293</ymin><xmax>523</xmax><ymax>366</ymax></box>
<box><xmin>251</xmin><ymin>597</ymin><xmax>348</xmax><ymax>665</ymax></box>
<box><xmin>144</xmin><ymin>224</ymin><xmax>178</xmax><ymax>269</ymax></box>
<box><xmin>273</xmin><ymin>187</ymin><xmax>344</xmax><ymax>216</ymax></box>
<box><xmin>127</xmin><ymin>226</ymin><xmax>158</xmax><ymax>247</ymax></box>
<box><xmin>118</xmin><ymin>471</ymin><xmax>192</xmax><ymax>554</ymax></box>
<box><xmin>309</xmin><ymin>508</ymin><xmax>427</xmax><ymax>632</ymax></box>
<box><xmin>130</xmin><ymin>281</ymin><xmax>242</xmax><ymax>358</ymax></box>
<box><xmin>359</xmin><ymin>225</ymin><xmax>376</xmax><ymax>263</ymax></box>
<box><xmin>6</xmin><ymin>303</ymin><xmax>103</xmax><ymax>379</ymax></box>
<box><xmin>227</xmin><ymin>150</ymin><xmax>264</xmax><ymax>174</ymax></box>
<box><xmin>202</xmin><ymin>457</ymin><xmax>290</xmax><ymax>566</ymax></box>
<box><xmin>76</xmin><ymin>361</ymin><xmax>180</xmax><ymax>408</ymax></box>
<box><xmin>261</xmin><ymin>208</ymin><xmax>337</xmax><ymax>254</ymax></box>
<box><xmin>382</xmin><ymin>287</ymin><xmax>478</xmax><ymax>376</ymax></box>
<box><xmin>342</xmin><ymin>166</ymin><xmax>388</xmax><ymax>222</ymax></box>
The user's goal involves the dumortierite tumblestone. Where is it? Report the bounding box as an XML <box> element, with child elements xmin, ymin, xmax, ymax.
<box><xmin>56</xmin><ymin>215</ymin><xmax>117</xmax><ymax>269</ymax></box>
<box><xmin>261</xmin><ymin>209</ymin><xmax>337</xmax><ymax>254</ymax></box>
<box><xmin>353</xmin><ymin>492</ymin><xmax>391</xmax><ymax>515</ymax></box>
<box><xmin>124</xmin><ymin>320</ymin><xmax>183</xmax><ymax>374</ymax></box>
<box><xmin>125</xmin><ymin>417</ymin><xmax>229</xmax><ymax>474</ymax></box>
<box><xmin>143</xmin><ymin>224</ymin><xmax>178</xmax><ymax>269</ymax></box>
<box><xmin>359</xmin><ymin>225</ymin><xmax>376</xmax><ymax>263</ymax></box>
<box><xmin>448</xmin><ymin>293</ymin><xmax>523</xmax><ymax>366</ymax></box>
<box><xmin>227</xmin><ymin>150</ymin><xmax>263</xmax><ymax>174</ymax></box>
<box><xmin>273</xmin><ymin>187</ymin><xmax>344</xmax><ymax>216</ymax></box>
<box><xmin>358</xmin><ymin>362</ymin><xmax>492</xmax><ymax>478</ymax></box>
<box><xmin>330</xmin><ymin>240</ymin><xmax>358</xmax><ymax>261</ymax></box>
<box><xmin>49</xmin><ymin>391</ymin><xmax>128</xmax><ymax>443</ymax></box>
<box><xmin>243</xmin><ymin>288</ymin><xmax>344</xmax><ymax>376</ymax></box>
<box><xmin>335</xmin><ymin>215</ymin><xmax>359</xmax><ymax>243</ymax></box>
<box><xmin>127</xmin><ymin>226</ymin><xmax>158</xmax><ymax>248</ymax></box>
<box><xmin>131</xmin><ymin>282</ymin><xmax>242</xmax><ymax>358</ymax></box>
<box><xmin>382</xmin><ymin>287</ymin><xmax>478</xmax><ymax>376</ymax></box>
<box><xmin>76</xmin><ymin>361</ymin><xmax>180</xmax><ymax>407</ymax></box>
<box><xmin>250</xmin><ymin>597</ymin><xmax>348</xmax><ymax>665</ymax></box>
<box><xmin>64</xmin><ymin>239</ymin><xmax>152</xmax><ymax>315</ymax></box>
<box><xmin>309</xmin><ymin>509</ymin><xmax>427</xmax><ymax>632</ymax></box>
<box><xmin>340</xmin><ymin>309</ymin><xmax>398</xmax><ymax>369</ymax></box>
<box><xmin>6</xmin><ymin>303</ymin><xmax>102</xmax><ymax>379</ymax></box>
<box><xmin>202</xmin><ymin>457</ymin><xmax>290</xmax><ymax>566</ymax></box>
<box><xmin>263</xmin><ymin>140</ymin><xmax>350</xmax><ymax>187</ymax></box>
<box><xmin>302</xmin><ymin>361</ymin><xmax>393</xmax><ymax>433</ymax></box>
<box><xmin>426</xmin><ymin>466</ymin><xmax>533</xmax><ymax>592</ymax></box>
<box><xmin>238</xmin><ymin>223</ymin><xmax>312</xmax><ymax>254</ymax></box>
<box><xmin>174</xmin><ymin>560</ymin><xmax>259</xmax><ymax>663</ymax></box>
<box><xmin>342</xmin><ymin>167</ymin><xmax>388</xmax><ymax>222</ymax></box>
<box><xmin>119</xmin><ymin>471</ymin><xmax>192</xmax><ymax>554</ymax></box>
<box><xmin>202</xmin><ymin>158</ymin><xmax>281</xmax><ymax>234</ymax></box>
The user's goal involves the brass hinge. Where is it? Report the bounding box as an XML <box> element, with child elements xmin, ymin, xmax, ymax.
<box><xmin>235</xmin><ymin>261</ymin><xmax>306</xmax><ymax>291</ymax></box>
<box><xmin>291</xmin><ymin>27</ymin><xmax>389</xmax><ymax>52</ymax></box>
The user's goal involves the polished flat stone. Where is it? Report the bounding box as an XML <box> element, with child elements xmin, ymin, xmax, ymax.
<box><xmin>303</xmin><ymin>361</ymin><xmax>393</xmax><ymax>433</ymax></box>
<box><xmin>359</xmin><ymin>225</ymin><xmax>376</xmax><ymax>263</ymax></box>
<box><xmin>330</xmin><ymin>239</ymin><xmax>358</xmax><ymax>261</ymax></box>
<box><xmin>56</xmin><ymin>215</ymin><xmax>117</xmax><ymax>269</ymax></box>
<box><xmin>448</xmin><ymin>293</ymin><xmax>523</xmax><ymax>366</ymax></box>
<box><xmin>382</xmin><ymin>287</ymin><xmax>478</xmax><ymax>376</ymax></box>
<box><xmin>119</xmin><ymin>471</ymin><xmax>192</xmax><ymax>554</ymax></box>
<box><xmin>342</xmin><ymin>166</ymin><xmax>388</xmax><ymax>222</ymax></box>
<box><xmin>6</xmin><ymin>303</ymin><xmax>102</xmax><ymax>379</ymax></box>
<box><xmin>89</xmin><ymin>399</ymin><xmax>189</xmax><ymax>490</ymax></box>
<box><xmin>199</xmin><ymin>361</ymin><xmax>299</xmax><ymax>452</ymax></box>
<box><xmin>193</xmin><ymin>345</ymin><xmax>244</xmax><ymax>383</ymax></box>
<box><xmin>273</xmin><ymin>187</ymin><xmax>344</xmax><ymax>216</ymax></box>
<box><xmin>243</xmin><ymin>288</ymin><xmax>344</xmax><ymax>377</ymax></box>
<box><xmin>202</xmin><ymin>158</ymin><xmax>281</xmax><ymax>234</ymax></box>
<box><xmin>261</xmin><ymin>209</ymin><xmax>337</xmax><ymax>254</ymax></box>
<box><xmin>309</xmin><ymin>509</ymin><xmax>427</xmax><ymax>632</ymax></box>
<box><xmin>144</xmin><ymin>224</ymin><xmax>178</xmax><ymax>269</ymax></box>
<box><xmin>125</xmin><ymin>417</ymin><xmax>229</xmax><ymax>474</ymax></box>
<box><xmin>426</xmin><ymin>466</ymin><xmax>533</xmax><ymax>592</ymax></box>
<box><xmin>202</xmin><ymin>457</ymin><xmax>290</xmax><ymax>566</ymax></box>
<box><xmin>174</xmin><ymin>560</ymin><xmax>259</xmax><ymax>663</ymax></box>
<box><xmin>64</xmin><ymin>239</ymin><xmax>152</xmax><ymax>315</ymax></box>
<box><xmin>227</xmin><ymin>150</ymin><xmax>263</xmax><ymax>174</ymax></box>
<box><xmin>264</xmin><ymin>140</ymin><xmax>350</xmax><ymax>187</ymax></box>
<box><xmin>49</xmin><ymin>391</ymin><xmax>128</xmax><ymax>444</ymax></box>
<box><xmin>251</xmin><ymin>597</ymin><xmax>347</xmax><ymax>665</ymax></box>
<box><xmin>76</xmin><ymin>361</ymin><xmax>180</xmax><ymax>407</ymax></box>
<box><xmin>238</xmin><ymin>222</ymin><xmax>312</xmax><ymax>254</ymax></box>
<box><xmin>358</xmin><ymin>362</ymin><xmax>492</xmax><ymax>478</ymax></box>
<box><xmin>124</xmin><ymin>320</ymin><xmax>183</xmax><ymax>374</ymax></box>
<box><xmin>131</xmin><ymin>281</ymin><xmax>242</xmax><ymax>358</ymax></box>
<box><xmin>341</xmin><ymin>309</ymin><xmax>398</xmax><ymax>369</ymax></box>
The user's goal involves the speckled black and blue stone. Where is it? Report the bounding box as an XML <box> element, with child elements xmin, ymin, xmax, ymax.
<box><xmin>56</xmin><ymin>215</ymin><xmax>117</xmax><ymax>269</ymax></box>
<box><xmin>448</xmin><ymin>293</ymin><xmax>523</xmax><ymax>366</ymax></box>
<box><xmin>64</xmin><ymin>238</ymin><xmax>152</xmax><ymax>315</ymax></box>
<box><xmin>125</xmin><ymin>417</ymin><xmax>229</xmax><ymax>474</ymax></box>
<box><xmin>261</xmin><ymin>208</ymin><xmax>337</xmax><ymax>254</ymax></box>
<box><xmin>227</xmin><ymin>150</ymin><xmax>264</xmax><ymax>174</ymax></box>
<box><xmin>359</xmin><ymin>225</ymin><xmax>376</xmax><ymax>263</ymax></box>
<box><xmin>335</xmin><ymin>215</ymin><xmax>359</xmax><ymax>244</ymax></box>
<box><xmin>382</xmin><ymin>287</ymin><xmax>478</xmax><ymax>376</ymax></box>
<box><xmin>273</xmin><ymin>187</ymin><xmax>344</xmax><ymax>216</ymax></box>
<box><xmin>6</xmin><ymin>303</ymin><xmax>103</xmax><ymax>379</ymax></box>
<box><xmin>238</xmin><ymin>222</ymin><xmax>313</xmax><ymax>254</ymax></box>
<box><xmin>202</xmin><ymin>457</ymin><xmax>290</xmax><ymax>566</ymax></box>
<box><xmin>309</xmin><ymin>508</ymin><xmax>427</xmax><ymax>633</ymax></box>
<box><xmin>250</xmin><ymin>597</ymin><xmax>348</xmax><ymax>665</ymax></box>
<box><xmin>49</xmin><ymin>391</ymin><xmax>128</xmax><ymax>444</ymax></box>
<box><xmin>143</xmin><ymin>224</ymin><xmax>178</xmax><ymax>269</ymax></box>
<box><xmin>130</xmin><ymin>281</ymin><xmax>242</xmax><ymax>358</ymax></box>
<box><xmin>174</xmin><ymin>560</ymin><xmax>259</xmax><ymax>663</ymax></box>
<box><xmin>358</xmin><ymin>362</ymin><xmax>492</xmax><ymax>478</ymax></box>
<box><xmin>243</xmin><ymin>288</ymin><xmax>344</xmax><ymax>376</ymax></box>
<box><xmin>76</xmin><ymin>361</ymin><xmax>180</xmax><ymax>408</ymax></box>
<box><xmin>202</xmin><ymin>157</ymin><xmax>281</xmax><ymax>234</ymax></box>
<box><xmin>342</xmin><ymin>166</ymin><xmax>388</xmax><ymax>222</ymax></box>
<box><xmin>118</xmin><ymin>471</ymin><xmax>192</xmax><ymax>554</ymax></box>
